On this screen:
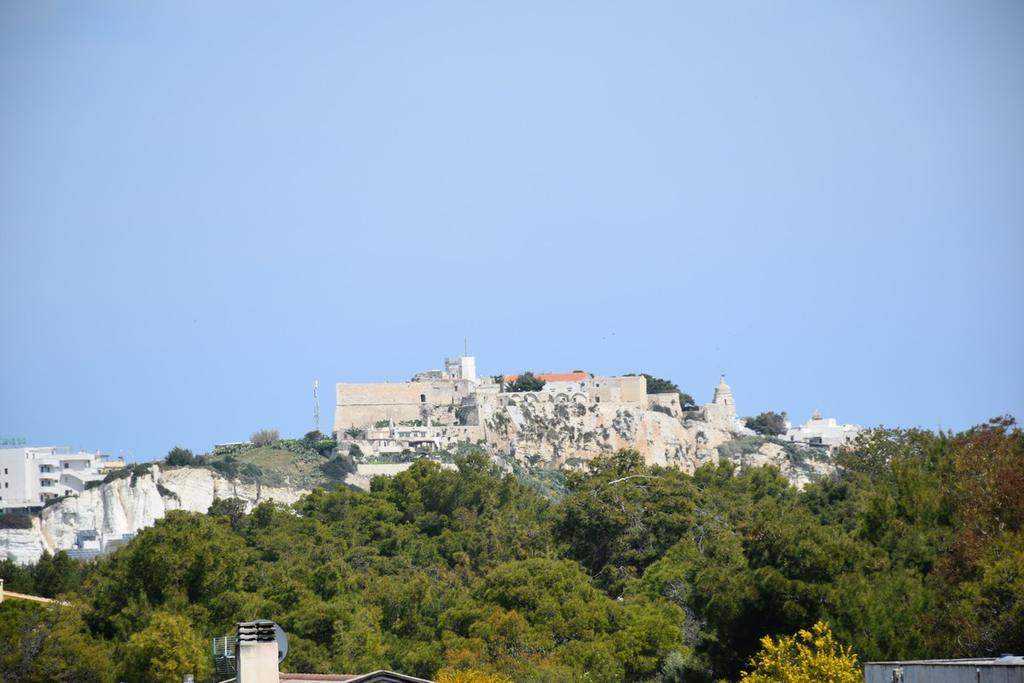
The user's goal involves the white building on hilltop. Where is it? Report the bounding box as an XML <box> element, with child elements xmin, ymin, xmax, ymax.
<box><xmin>783</xmin><ymin>412</ymin><xmax>862</xmax><ymax>448</ymax></box>
<box><xmin>0</xmin><ymin>447</ymin><xmax>111</xmax><ymax>511</ymax></box>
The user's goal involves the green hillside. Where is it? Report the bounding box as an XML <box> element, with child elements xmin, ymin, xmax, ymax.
<box><xmin>1</xmin><ymin>418</ymin><xmax>1022</xmax><ymax>683</ymax></box>
<box><xmin>202</xmin><ymin>443</ymin><xmax>345</xmax><ymax>489</ymax></box>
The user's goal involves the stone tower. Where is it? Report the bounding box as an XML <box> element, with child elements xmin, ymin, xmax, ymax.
<box><xmin>712</xmin><ymin>374</ymin><xmax>736</xmax><ymax>416</ymax></box>
<box><xmin>703</xmin><ymin>374</ymin><xmax>738</xmax><ymax>431</ymax></box>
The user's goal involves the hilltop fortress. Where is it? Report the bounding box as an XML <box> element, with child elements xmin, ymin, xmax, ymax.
<box><xmin>334</xmin><ymin>355</ymin><xmax>760</xmax><ymax>473</ymax></box>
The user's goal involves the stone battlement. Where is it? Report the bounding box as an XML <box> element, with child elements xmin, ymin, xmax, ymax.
<box><xmin>334</xmin><ymin>357</ymin><xmax>649</xmax><ymax>436</ymax></box>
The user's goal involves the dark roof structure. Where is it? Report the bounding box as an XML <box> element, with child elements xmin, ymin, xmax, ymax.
<box><xmin>864</xmin><ymin>656</ymin><xmax>1024</xmax><ymax>683</ymax></box>
<box><xmin>279</xmin><ymin>672</ymin><xmax>435</xmax><ymax>683</ymax></box>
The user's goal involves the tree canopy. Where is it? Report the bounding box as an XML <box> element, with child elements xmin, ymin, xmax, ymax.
<box><xmin>164</xmin><ymin>446</ymin><xmax>196</xmax><ymax>467</ymax></box>
<box><xmin>505</xmin><ymin>371</ymin><xmax>546</xmax><ymax>393</ymax></box>
<box><xmin>745</xmin><ymin>412</ymin><xmax>788</xmax><ymax>436</ymax></box>
<box><xmin>1</xmin><ymin>418</ymin><xmax>1021</xmax><ymax>682</ymax></box>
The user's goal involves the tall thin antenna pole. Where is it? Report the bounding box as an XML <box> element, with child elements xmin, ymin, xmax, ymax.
<box><xmin>313</xmin><ymin>380</ymin><xmax>320</xmax><ymax>434</ymax></box>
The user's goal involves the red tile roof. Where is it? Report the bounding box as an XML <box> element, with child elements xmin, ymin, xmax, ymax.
<box><xmin>504</xmin><ymin>371</ymin><xmax>589</xmax><ymax>383</ymax></box>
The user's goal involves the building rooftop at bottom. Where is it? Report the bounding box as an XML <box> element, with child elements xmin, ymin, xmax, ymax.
<box><xmin>864</xmin><ymin>656</ymin><xmax>1024</xmax><ymax>683</ymax></box>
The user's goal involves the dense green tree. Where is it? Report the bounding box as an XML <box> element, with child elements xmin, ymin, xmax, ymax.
<box><xmin>928</xmin><ymin>417</ymin><xmax>1024</xmax><ymax>655</ymax></box>
<box><xmin>745</xmin><ymin>412</ymin><xmax>788</xmax><ymax>436</ymax></box>
<box><xmin>207</xmin><ymin>497</ymin><xmax>249</xmax><ymax>531</ymax></box>
<box><xmin>2</xmin><ymin>419</ymin><xmax>1018</xmax><ymax>682</ymax></box>
<box><xmin>321</xmin><ymin>453</ymin><xmax>356</xmax><ymax>479</ymax></box>
<box><xmin>442</xmin><ymin>558</ymin><xmax>683</xmax><ymax>682</ymax></box>
<box><xmin>505</xmin><ymin>372</ymin><xmax>545</xmax><ymax>392</ymax></box>
<box><xmin>117</xmin><ymin>610</ymin><xmax>211</xmax><ymax>683</ymax></box>
<box><xmin>557</xmin><ymin>450</ymin><xmax>698</xmax><ymax>593</ymax></box>
<box><xmin>164</xmin><ymin>446</ymin><xmax>196</xmax><ymax>467</ymax></box>
<box><xmin>303</xmin><ymin>430</ymin><xmax>338</xmax><ymax>456</ymax></box>
<box><xmin>638</xmin><ymin>529</ymin><xmax>756</xmax><ymax>681</ymax></box>
<box><xmin>32</xmin><ymin>550</ymin><xmax>84</xmax><ymax>598</ymax></box>
<box><xmin>824</xmin><ymin>569</ymin><xmax>933</xmax><ymax>662</ymax></box>
<box><xmin>0</xmin><ymin>601</ymin><xmax>113</xmax><ymax>683</ymax></box>
<box><xmin>0</xmin><ymin>558</ymin><xmax>36</xmax><ymax>594</ymax></box>
<box><xmin>86</xmin><ymin>511</ymin><xmax>251</xmax><ymax>639</ymax></box>
<box><xmin>943</xmin><ymin>530</ymin><xmax>1024</xmax><ymax>655</ymax></box>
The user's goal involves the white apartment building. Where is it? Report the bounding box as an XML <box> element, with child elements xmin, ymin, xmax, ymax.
<box><xmin>782</xmin><ymin>412</ymin><xmax>863</xmax><ymax>448</ymax></box>
<box><xmin>0</xmin><ymin>446</ymin><xmax>108</xmax><ymax>511</ymax></box>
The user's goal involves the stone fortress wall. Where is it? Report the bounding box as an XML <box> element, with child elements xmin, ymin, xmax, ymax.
<box><xmin>334</xmin><ymin>379</ymin><xmax>477</xmax><ymax>430</ymax></box>
<box><xmin>332</xmin><ymin>356</ymin><xmax>748</xmax><ymax>470</ymax></box>
<box><xmin>488</xmin><ymin>375</ymin><xmax>646</xmax><ymax>409</ymax></box>
<box><xmin>334</xmin><ymin>360</ymin><xmax>654</xmax><ymax>435</ymax></box>
<box><xmin>331</xmin><ymin>355</ymin><xmax>848</xmax><ymax>489</ymax></box>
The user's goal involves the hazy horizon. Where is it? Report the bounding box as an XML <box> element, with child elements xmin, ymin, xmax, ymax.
<box><xmin>2</xmin><ymin>1</ymin><xmax>1022</xmax><ymax>460</ymax></box>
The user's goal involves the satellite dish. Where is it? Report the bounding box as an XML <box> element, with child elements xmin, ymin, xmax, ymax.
<box><xmin>274</xmin><ymin>622</ymin><xmax>289</xmax><ymax>663</ymax></box>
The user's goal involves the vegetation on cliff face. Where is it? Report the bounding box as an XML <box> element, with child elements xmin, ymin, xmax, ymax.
<box><xmin>191</xmin><ymin>432</ymin><xmax>345</xmax><ymax>489</ymax></box>
<box><xmin>744</xmin><ymin>411</ymin><xmax>788</xmax><ymax>437</ymax></box>
<box><xmin>0</xmin><ymin>417</ymin><xmax>1021</xmax><ymax>682</ymax></box>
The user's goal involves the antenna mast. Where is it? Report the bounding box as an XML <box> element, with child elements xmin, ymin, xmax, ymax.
<box><xmin>313</xmin><ymin>380</ymin><xmax>320</xmax><ymax>433</ymax></box>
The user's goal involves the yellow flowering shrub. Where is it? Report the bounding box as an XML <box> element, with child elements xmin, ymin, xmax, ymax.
<box><xmin>740</xmin><ymin>621</ymin><xmax>860</xmax><ymax>683</ymax></box>
<box><xmin>435</xmin><ymin>668</ymin><xmax>514</xmax><ymax>683</ymax></box>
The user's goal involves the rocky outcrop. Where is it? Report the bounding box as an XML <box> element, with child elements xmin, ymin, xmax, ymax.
<box><xmin>1</xmin><ymin>466</ymin><xmax>309</xmax><ymax>565</ymax></box>
<box><xmin>480</xmin><ymin>401</ymin><xmax>723</xmax><ymax>471</ymax></box>
<box><xmin>478</xmin><ymin>400</ymin><xmax>835</xmax><ymax>485</ymax></box>
<box><xmin>737</xmin><ymin>441</ymin><xmax>835</xmax><ymax>488</ymax></box>
<box><xmin>0</xmin><ymin>520</ymin><xmax>50</xmax><ymax>566</ymax></box>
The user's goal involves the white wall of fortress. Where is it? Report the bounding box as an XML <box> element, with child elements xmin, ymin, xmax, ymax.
<box><xmin>334</xmin><ymin>374</ymin><xmax>649</xmax><ymax>434</ymax></box>
<box><xmin>334</xmin><ymin>379</ymin><xmax>476</xmax><ymax>431</ymax></box>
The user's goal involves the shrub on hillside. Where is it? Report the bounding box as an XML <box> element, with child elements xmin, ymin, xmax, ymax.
<box><xmin>0</xmin><ymin>513</ymin><xmax>33</xmax><ymax>530</ymax></box>
<box><xmin>303</xmin><ymin>430</ymin><xmax>338</xmax><ymax>457</ymax></box>
<box><xmin>250</xmin><ymin>429</ymin><xmax>279</xmax><ymax>447</ymax></box>
<box><xmin>746</xmin><ymin>411</ymin><xmax>788</xmax><ymax>436</ymax></box>
<box><xmin>740</xmin><ymin>621</ymin><xmax>860</xmax><ymax>683</ymax></box>
<box><xmin>321</xmin><ymin>453</ymin><xmax>356</xmax><ymax>481</ymax></box>
<box><xmin>102</xmin><ymin>463</ymin><xmax>155</xmax><ymax>486</ymax></box>
<box><xmin>164</xmin><ymin>447</ymin><xmax>196</xmax><ymax>467</ymax></box>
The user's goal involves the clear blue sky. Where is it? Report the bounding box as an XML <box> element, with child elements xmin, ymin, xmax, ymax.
<box><xmin>1</xmin><ymin>1</ymin><xmax>1021</xmax><ymax>460</ymax></box>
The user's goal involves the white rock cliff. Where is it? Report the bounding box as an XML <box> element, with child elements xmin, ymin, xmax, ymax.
<box><xmin>474</xmin><ymin>401</ymin><xmax>835</xmax><ymax>488</ymax></box>
<box><xmin>1</xmin><ymin>465</ymin><xmax>308</xmax><ymax>565</ymax></box>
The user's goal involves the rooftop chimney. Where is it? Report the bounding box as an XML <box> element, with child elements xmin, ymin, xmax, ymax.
<box><xmin>237</xmin><ymin>620</ymin><xmax>279</xmax><ymax>683</ymax></box>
